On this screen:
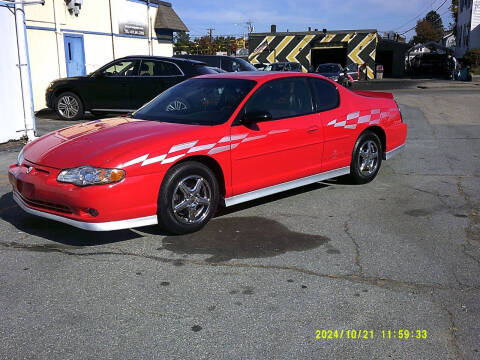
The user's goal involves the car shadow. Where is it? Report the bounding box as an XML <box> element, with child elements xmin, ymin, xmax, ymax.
<box><xmin>141</xmin><ymin>176</ymin><xmax>352</xmax><ymax>236</ymax></box>
<box><xmin>0</xmin><ymin>192</ymin><xmax>143</xmax><ymax>246</ymax></box>
<box><xmin>1</xmin><ymin>176</ymin><xmax>353</xmax><ymax>243</ymax></box>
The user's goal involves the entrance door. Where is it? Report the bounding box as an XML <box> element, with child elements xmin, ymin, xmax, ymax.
<box><xmin>64</xmin><ymin>34</ymin><xmax>86</xmax><ymax>77</ymax></box>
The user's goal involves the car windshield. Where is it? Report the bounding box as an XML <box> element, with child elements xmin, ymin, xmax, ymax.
<box><xmin>132</xmin><ymin>78</ymin><xmax>256</xmax><ymax>125</ymax></box>
<box><xmin>316</xmin><ymin>64</ymin><xmax>341</xmax><ymax>73</ymax></box>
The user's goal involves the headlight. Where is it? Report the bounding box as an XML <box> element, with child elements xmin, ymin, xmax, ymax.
<box><xmin>17</xmin><ymin>147</ymin><xmax>25</xmax><ymax>166</ymax></box>
<box><xmin>57</xmin><ymin>166</ymin><xmax>125</xmax><ymax>186</ymax></box>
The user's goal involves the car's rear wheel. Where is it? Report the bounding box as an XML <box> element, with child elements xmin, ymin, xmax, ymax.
<box><xmin>350</xmin><ymin>131</ymin><xmax>382</xmax><ymax>184</ymax></box>
<box><xmin>55</xmin><ymin>92</ymin><xmax>84</xmax><ymax>120</ymax></box>
<box><xmin>157</xmin><ymin>161</ymin><xmax>219</xmax><ymax>234</ymax></box>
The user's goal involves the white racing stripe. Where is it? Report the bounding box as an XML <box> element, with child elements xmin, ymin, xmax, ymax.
<box><xmin>169</xmin><ymin>141</ymin><xmax>198</xmax><ymax>153</ymax></box>
<box><xmin>120</xmin><ymin>154</ymin><xmax>149</xmax><ymax>168</ymax></box>
<box><xmin>187</xmin><ymin>143</ymin><xmax>216</xmax><ymax>153</ymax></box>
<box><xmin>142</xmin><ymin>154</ymin><xmax>167</xmax><ymax>166</ymax></box>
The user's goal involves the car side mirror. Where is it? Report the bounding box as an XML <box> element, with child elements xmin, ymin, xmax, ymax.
<box><xmin>242</xmin><ymin>110</ymin><xmax>272</xmax><ymax>124</ymax></box>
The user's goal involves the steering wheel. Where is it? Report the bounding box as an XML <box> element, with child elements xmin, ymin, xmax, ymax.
<box><xmin>165</xmin><ymin>98</ymin><xmax>189</xmax><ymax>112</ymax></box>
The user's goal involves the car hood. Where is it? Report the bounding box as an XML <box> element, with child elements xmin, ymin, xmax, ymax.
<box><xmin>53</xmin><ymin>76</ymin><xmax>89</xmax><ymax>83</ymax></box>
<box><xmin>24</xmin><ymin>117</ymin><xmax>207</xmax><ymax>169</ymax></box>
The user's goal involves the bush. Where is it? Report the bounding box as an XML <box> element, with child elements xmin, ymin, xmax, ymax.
<box><xmin>463</xmin><ymin>48</ymin><xmax>480</xmax><ymax>67</ymax></box>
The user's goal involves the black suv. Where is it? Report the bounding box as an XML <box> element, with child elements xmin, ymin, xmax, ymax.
<box><xmin>46</xmin><ymin>56</ymin><xmax>214</xmax><ymax>120</ymax></box>
<box><xmin>174</xmin><ymin>55</ymin><xmax>257</xmax><ymax>72</ymax></box>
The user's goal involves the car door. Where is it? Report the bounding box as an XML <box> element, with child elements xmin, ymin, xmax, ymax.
<box><xmin>230</xmin><ymin>77</ymin><xmax>323</xmax><ymax>195</ymax></box>
<box><xmin>130</xmin><ymin>60</ymin><xmax>185</xmax><ymax>109</ymax></box>
<box><xmin>88</xmin><ymin>59</ymin><xmax>139</xmax><ymax>111</ymax></box>
<box><xmin>308</xmin><ymin>77</ymin><xmax>350</xmax><ymax>171</ymax></box>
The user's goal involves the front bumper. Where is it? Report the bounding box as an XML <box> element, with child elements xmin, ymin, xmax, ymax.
<box><xmin>13</xmin><ymin>192</ymin><xmax>157</xmax><ymax>231</ymax></box>
<box><xmin>9</xmin><ymin>161</ymin><xmax>160</xmax><ymax>231</ymax></box>
<box><xmin>45</xmin><ymin>88</ymin><xmax>54</xmax><ymax>109</ymax></box>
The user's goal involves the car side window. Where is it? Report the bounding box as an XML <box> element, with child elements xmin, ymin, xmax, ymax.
<box><xmin>309</xmin><ymin>78</ymin><xmax>339</xmax><ymax>112</ymax></box>
<box><xmin>245</xmin><ymin>77</ymin><xmax>314</xmax><ymax>120</ymax></box>
<box><xmin>102</xmin><ymin>60</ymin><xmax>138</xmax><ymax>76</ymax></box>
<box><xmin>139</xmin><ymin>60</ymin><xmax>183</xmax><ymax>76</ymax></box>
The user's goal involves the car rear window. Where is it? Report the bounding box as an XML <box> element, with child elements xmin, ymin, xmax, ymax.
<box><xmin>309</xmin><ymin>78</ymin><xmax>339</xmax><ymax>112</ymax></box>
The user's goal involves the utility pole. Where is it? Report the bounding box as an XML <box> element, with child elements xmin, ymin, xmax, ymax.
<box><xmin>207</xmin><ymin>28</ymin><xmax>214</xmax><ymax>42</ymax></box>
<box><xmin>246</xmin><ymin>21</ymin><xmax>254</xmax><ymax>34</ymax></box>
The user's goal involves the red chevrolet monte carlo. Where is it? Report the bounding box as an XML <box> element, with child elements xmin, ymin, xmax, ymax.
<box><xmin>9</xmin><ymin>72</ymin><xmax>407</xmax><ymax>234</ymax></box>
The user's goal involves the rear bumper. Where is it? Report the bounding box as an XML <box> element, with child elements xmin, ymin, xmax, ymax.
<box><xmin>13</xmin><ymin>191</ymin><xmax>158</xmax><ymax>231</ymax></box>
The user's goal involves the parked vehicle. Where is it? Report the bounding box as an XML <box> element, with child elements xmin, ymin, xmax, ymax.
<box><xmin>409</xmin><ymin>53</ymin><xmax>454</xmax><ymax>78</ymax></box>
<box><xmin>345</xmin><ymin>63</ymin><xmax>359</xmax><ymax>81</ymax></box>
<box><xmin>315</xmin><ymin>63</ymin><xmax>350</xmax><ymax>87</ymax></box>
<box><xmin>253</xmin><ymin>63</ymin><xmax>267</xmax><ymax>70</ymax></box>
<box><xmin>175</xmin><ymin>55</ymin><xmax>257</xmax><ymax>72</ymax></box>
<box><xmin>46</xmin><ymin>56</ymin><xmax>215</xmax><ymax>120</ymax></box>
<box><xmin>11</xmin><ymin>72</ymin><xmax>407</xmax><ymax>234</ymax></box>
<box><xmin>263</xmin><ymin>62</ymin><xmax>302</xmax><ymax>72</ymax></box>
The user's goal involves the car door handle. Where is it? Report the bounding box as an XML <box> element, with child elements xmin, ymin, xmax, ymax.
<box><xmin>307</xmin><ymin>126</ymin><xmax>319</xmax><ymax>133</ymax></box>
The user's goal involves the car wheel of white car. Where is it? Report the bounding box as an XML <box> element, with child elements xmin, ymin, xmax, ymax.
<box><xmin>157</xmin><ymin>161</ymin><xmax>219</xmax><ymax>234</ymax></box>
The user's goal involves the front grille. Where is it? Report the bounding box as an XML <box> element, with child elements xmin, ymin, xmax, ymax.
<box><xmin>17</xmin><ymin>192</ymin><xmax>72</xmax><ymax>214</ymax></box>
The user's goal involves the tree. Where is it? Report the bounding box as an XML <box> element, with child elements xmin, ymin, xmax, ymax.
<box><xmin>173</xmin><ymin>31</ymin><xmax>191</xmax><ymax>54</ymax></box>
<box><xmin>412</xmin><ymin>10</ymin><xmax>444</xmax><ymax>44</ymax></box>
<box><xmin>425</xmin><ymin>10</ymin><xmax>444</xmax><ymax>32</ymax></box>
<box><xmin>450</xmin><ymin>0</ymin><xmax>459</xmax><ymax>35</ymax></box>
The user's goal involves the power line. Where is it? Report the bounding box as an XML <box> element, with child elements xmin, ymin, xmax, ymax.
<box><xmin>392</xmin><ymin>0</ymin><xmax>442</xmax><ymax>31</ymax></box>
<box><xmin>398</xmin><ymin>0</ymin><xmax>449</xmax><ymax>35</ymax></box>
<box><xmin>400</xmin><ymin>7</ymin><xmax>451</xmax><ymax>35</ymax></box>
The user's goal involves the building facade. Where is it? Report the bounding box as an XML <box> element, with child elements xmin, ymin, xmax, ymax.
<box><xmin>456</xmin><ymin>0</ymin><xmax>480</xmax><ymax>58</ymax></box>
<box><xmin>249</xmin><ymin>29</ymin><xmax>379</xmax><ymax>79</ymax></box>
<box><xmin>25</xmin><ymin>0</ymin><xmax>187</xmax><ymax>111</ymax></box>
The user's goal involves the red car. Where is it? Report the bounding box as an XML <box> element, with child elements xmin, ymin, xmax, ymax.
<box><xmin>9</xmin><ymin>72</ymin><xmax>407</xmax><ymax>234</ymax></box>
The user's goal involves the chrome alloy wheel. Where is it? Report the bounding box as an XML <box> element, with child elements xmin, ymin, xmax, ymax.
<box><xmin>358</xmin><ymin>140</ymin><xmax>379</xmax><ymax>176</ymax></box>
<box><xmin>57</xmin><ymin>95</ymin><xmax>80</xmax><ymax>119</ymax></box>
<box><xmin>172</xmin><ymin>175</ymin><xmax>212</xmax><ymax>224</ymax></box>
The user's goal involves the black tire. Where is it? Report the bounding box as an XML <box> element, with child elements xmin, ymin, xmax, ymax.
<box><xmin>55</xmin><ymin>92</ymin><xmax>84</xmax><ymax>120</ymax></box>
<box><xmin>350</xmin><ymin>131</ymin><xmax>382</xmax><ymax>184</ymax></box>
<box><xmin>157</xmin><ymin>161</ymin><xmax>219</xmax><ymax>234</ymax></box>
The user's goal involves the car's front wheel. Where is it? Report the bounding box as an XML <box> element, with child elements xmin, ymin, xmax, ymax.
<box><xmin>55</xmin><ymin>92</ymin><xmax>84</xmax><ymax>120</ymax></box>
<box><xmin>157</xmin><ymin>161</ymin><xmax>219</xmax><ymax>234</ymax></box>
<box><xmin>350</xmin><ymin>131</ymin><xmax>382</xmax><ymax>184</ymax></box>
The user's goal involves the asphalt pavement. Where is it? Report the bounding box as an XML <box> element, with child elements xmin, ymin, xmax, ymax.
<box><xmin>0</xmin><ymin>83</ymin><xmax>479</xmax><ymax>359</ymax></box>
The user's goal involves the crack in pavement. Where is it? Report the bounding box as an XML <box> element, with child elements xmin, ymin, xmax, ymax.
<box><xmin>429</xmin><ymin>289</ymin><xmax>464</xmax><ymax>360</ymax></box>
<box><xmin>456</xmin><ymin>179</ymin><xmax>480</xmax><ymax>269</ymax></box>
<box><xmin>343</xmin><ymin>219</ymin><xmax>363</xmax><ymax>276</ymax></box>
<box><xmin>1</xmin><ymin>240</ymin><xmax>479</xmax><ymax>294</ymax></box>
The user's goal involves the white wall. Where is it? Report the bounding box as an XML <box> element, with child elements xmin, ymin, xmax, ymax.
<box><xmin>25</xmin><ymin>0</ymin><xmax>175</xmax><ymax>111</ymax></box>
<box><xmin>0</xmin><ymin>3</ymin><xmax>36</xmax><ymax>143</ymax></box>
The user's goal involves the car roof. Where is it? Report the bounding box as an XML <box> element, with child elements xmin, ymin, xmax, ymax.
<box><xmin>176</xmin><ymin>54</ymin><xmax>243</xmax><ymax>59</ymax></box>
<box><xmin>119</xmin><ymin>55</ymin><xmax>206</xmax><ymax>65</ymax></box>
<box><xmin>195</xmin><ymin>71</ymin><xmax>332</xmax><ymax>82</ymax></box>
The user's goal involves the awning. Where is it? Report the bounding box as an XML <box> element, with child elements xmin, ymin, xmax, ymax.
<box><xmin>153</xmin><ymin>1</ymin><xmax>188</xmax><ymax>32</ymax></box>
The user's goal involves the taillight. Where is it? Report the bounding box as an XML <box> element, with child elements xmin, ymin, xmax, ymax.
<box><xmin>394</xmin><ymin>100</ymin><xmax>403</xmax><ymax>123</ymax></box>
